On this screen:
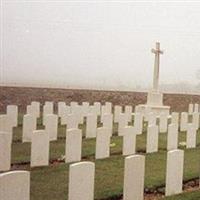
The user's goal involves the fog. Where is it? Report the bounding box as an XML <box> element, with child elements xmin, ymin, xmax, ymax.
<box><xmin>1</xmin><ymin>1</ymin><xmax>200</xmax><ymax>93</ymax></box>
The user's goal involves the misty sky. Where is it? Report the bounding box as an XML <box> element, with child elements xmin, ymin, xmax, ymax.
<box><xmin>1</xmin><ymin>1</ymin><xmax>200</xmax><ymax>91</ymax></box>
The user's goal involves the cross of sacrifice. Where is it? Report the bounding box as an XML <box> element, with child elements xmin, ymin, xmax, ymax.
<box><xmin>151</xmin><ymin>42</ymin><xmax>163</xmax><ymax>92</ymax></box>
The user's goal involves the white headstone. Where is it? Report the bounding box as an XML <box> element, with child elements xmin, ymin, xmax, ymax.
<box><xmin>133</xmin><ymin>113</ymin><xmax>143</xmax><ymax>135</ymax></box>
<box><xmin>118</xmin><ymin>113</ymin><xmax>129</xmax><ymax>136</ymax></box>
<box><xmin>101</xmin><ymin>102</ymin><xmax>112</xmax><ymax>115</ymax></box>
<box><xmin>95</xmin><ymin>127</ymin><xmax>110</xmax><ymax>159</ymax></box>
<box><xmin>22</xmin><ymin>114</ymin><xmax>37</xmax><ymax>142</ymax></box>
<box><xmin>82</xmin><ymin>102</ymin><xmax>90</xmax><ymax>116</ymax></box>
<box><xmin>43</xmin><ymin>102</ymin><xmax>54</xmax><ymax>125</ymax></box>
<box><xmin>180</xmin><ymin>112</ymin><xmax>188</xmax><ymax>132</ymax></box>
<box><xmin>66</xmin><ymin>114</ymin><xmax>80</xmax><ymax>129</ymax></box>
<box><xmin>70</xmin><ymin>101</ymin><xmax>78</xmax><ymax>107</ymax></box>
<box><xmin>0</xmin><ymin>114</ymin><xmax>13</xmax><ymax>134</ymax></box>
<box><xmin>7</xmin><ymin>105</ymin><xmax>18</xmax><ymax>127</ymax></box>
<box><xmin>146</xmin><ymin>125</ymin><xmax>159</xmax><ymax>153</ymax></box>
<box><xmin>101</xmin><ymin>114</ymin><xmax>113</xmax><ymax>136</ymax></box>
<box><xmin>58</xmin><ymin>101</ymin><xmax>66</xmax><ymax>117</ymax></box>
<box><xmin>68</xmin><ymin>162</ymin><xmax>94</xmax><ymax>200</ymax></box>
<box><xmin>192</xmin><ymin>112</ymin><xmax>199</xmax><ymax>130</ymax></box>
<box><xmin>65</xmin><ymin>129</ymin><xmax>82</xmax><ymax>163</ymax></box>
<box><xmin>124</xmin><ymin>105</ymin><xmax>133</xmax><ymax>122</ymax></box>
<box><xmin>165</xmin><ymin>150</ymin><xmax>184</xmax><ymax>196</ymax></box>
<box><xmin>114</xmin><ymin>105</ymin><xmax>122</xmax><ymax>123</ymax></box>
<box><xmin>159</xmin><ymin>112</ymin><xmax>168</xmax><ymax>133</ymax></box>
<box><xmin>123</xmin><ymin>155</ymin><xmax>145</xmax><ymax>200</ymax></box>
<box><xmin>0</xmin><ymin>171</ymin><xmax>30</xmax><ymax>200</ymax></box>
<box><xmin>60</xmin><ymin>105</ymin><xmax>71</xmax><ymax>125</ymax></box>
<box><xmin>194</xmin><ymin>103</ymin><xmax>199</xmax><ymax>113</ymax></box>
<box><xmin>71</xmin><ymin>105</ymin><xmax>84</xmax><ymax>124</ymax></box>
<box><xmin>88</xmin><ymin>105</ymin><xmax>98</xmax><ymax>115</ymax></box>
<box><xmin>45</xmin><ymin>114</ymin><xmax>58</xmax><ymax>141</ymax></box>
<box><xmin>31</xmin><ymin>130</ymin><xmax>49</xmax><ymax>167</ymax></box>
<box><xmin>167</xmin><ymin>124</ymin><xmax>178</xmax><ymax>151</ymax></box>
<box><xmin>171</xmin><ymin>112</ymin><xmax>179</xmax><ymax>126</ymax></box>
<box><xmin>0</xmin><ymin>132</ymin><xmax>12</xmax><ymax>171</ymax></box>
<box><xmin>31</xmin><ymin>101</ymin><xmax>40</xmax><ymax>118</ymax></box>
<box><xmin>186</xmin><ymin>123</ymin><xmax>196</xmax><ymax>148</ymax></box>
<box><xmin>147</xmin><ymin>112</ymin><xmax>157</xmax><ymax>126</ymax></box>
<box><xmin>93</xmin><ymin>102</ymin><xmax>101</xmax><ymax>115</ymax></box>
<box><xmin>123</xmin><ymin>126</ymin><xmax>136</xmax><ymax>156</ymax></box>
<box><xmin>188</xmin><ymin>103</ymin><xmax>194</xmax><ymax>114</ymax></box>
<box><xmin>86</xmin><ymin>114</ymin><xmax>97</xmax><ymax>138</ymax></box>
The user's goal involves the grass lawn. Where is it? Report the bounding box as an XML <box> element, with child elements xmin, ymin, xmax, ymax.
<box><xmin>7</xmin><ymin>115</ymin><xmax>200</xmax><ymax>199</ymax></box>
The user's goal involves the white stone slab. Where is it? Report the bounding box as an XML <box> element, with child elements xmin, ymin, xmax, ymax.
<box><xmin>7</xmin><ymin>105</ymin><xmax>18</xmax><ymax>127</ymax></box>
<box><xmin>93</xmin><ymin>102</ymin><xmax>101</xmax><ymax>115</ymax></box>
<box><xmin>70</xmin><ymin>101</ymin><xmax>78</xmax><ymax>107</ymax></box>
<box><xmin>159</xmin><ymin>113</ymin><xmax>168</xmax><ymax>133</ymax></box>
<box><xmin>86</xmin><ymin>114</ymin><xmax>97</xmax><ymax>138</ymax></box>
<box><xmin>118</xmin><ymin>113</ymin><xmax>129</xmax><ymax>136</ymax></box>
<box><xmin>68</xmin><ymin>162</ymin><xmax>94</xmax><ymax>200</ymax></box>
<box><xmin>95</xmin><ymin>127</ymin><xmax>110</xmax><ymax>159</ymax></box>
<box><xmin>114</xmin><ymin>105</ymin><xmax>122</xmax><ymax>123</ymax></box>
<box><xmin>147</xmin><ymin>112</ymin><xmax>157</xmax><ymax>126</ymax></box>
<box><xmin>101</xmin><ymin>102</ymin><xmax>112</xmax><ymax>115</ymax></box>
<box><xmin>123</xmin><ymin>155</ymin><xmax>145</xmax><ymax>200</ymax></box>
<box><xmin>66</xmin><ymin>114</ymin><xmax>80</xmax><ymax>129</ymax></box>
<box><xmin>180</xmin><ymin>112</ymin><xmax>188</xmax><ymax>132</ymax></box>
<box><xmin>43</xmin><ymin>102</ymin><xmax>53</xmax><ymax>125</ymax></box>
<box><xmin>58</xmin><ymin>101</ymin><xmax>66</xmax><ymax>117</ymax></box>
<box><xmin>134</xmin><ymin>113</ymin><xmax>143</xmax><ymax>135</ymax></box>
<box><xmin>65</xmin><ymin>129</ymin><xmax>82</xmax><ymax>163</ymax></box>
<box><xmin>0</xmin><ymin>114</ymin><xmax>13</xmax><ymax>134</ymax></box>
<box><xmin>71</xmin><ymin>105</ymin><xmax>84</xmax><ymax>124</ymax></box>
<box><xmin>82</xmin><ymin>102</ymin><xmax>90</xmax><ymax>116</ymax></box>
<box><xmin>124</xmin><ymin>105</ymin><xmax>133</xmax><ymax>122</ymax></box>
<box><xmin>101</xmin><ymin>114</ymin><xmax>113</xmax><ymax>136</ymax></box>
<box><xmin>22</xmin><ymin>114</ymin><xmax>37</xmax><ymax>142</ymax></box>
<box><xmin>0</xmin><ymin>171</ymin><xmax>30</xmax><ymax>200</ymax></box>
<box><xmin>45</xmin><ymin>114</ymin><xmax>58</xmax><ymax>141</ymax></box>
<box><xmin>186</xmin><ymin>123</ymin><xmax>196</xmax><ymax>148</ymax></box>
<box><xmin>192</xmin><ymin>112</ymin><xmax>199</xmax><ymax>130</ymax></box>
<box><xmin>146</xmin><ymin>125</ymin><xmax>159</xmax><ymax>153</ymax></box>
<box><xmin>171</xmin><ymin>112</ymin><xmax>179</xmax><ymax>126</ymax></box>
<box><xmin>123</xmin><ymin>126</ymin><xmax>136</xmax><ymax>156</ymax></box>
<box><xmin>88</xmin><ymin>105</ymin><xmax>98</xmax><ymax>115</ymax></box>
<box><xmin>31</xmin><ymin>130</ymin><xmax>49</xmax><ymax>167</ymax></box>
<box><xmin>165</xmin><ymin>150</ymin><xmax>184</xmax><ymax>196</ymax></box>
<box><xmin>188</xmin><ymin>103</ymin><xmax>194</xmax><ymax>114</ymax></box>
<box><xmin>194</xmin><ymin>103</ymin><xmax>199</xmax><ymax>113</ymax></box>
<box><xmin>0</xmin><ymin>132</ymin><xmax>12</xmax><ymax>171</ymax></box>
<box><xmin>167</xmin><ymin>124</ymin><xmax>178</xmax><ymax>151</ymax></box>
<box><xmin>60</xmin><ymin>106</ymin><xmax>71</xmax><ymax>125</ymax></box>
<box><xmin>31</xmin><ymin>101</ymin><xmax>40</xmax><ymax>118</ymax></box>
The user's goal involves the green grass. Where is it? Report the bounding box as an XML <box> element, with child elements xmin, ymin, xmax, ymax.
<box><xmin>8</xmin><ymin>115</ymin><xmax>200</xmax><ymax>199</ymax></box>
<box><xmin>164</xmin><ymin>190</ymin><xmax>200</xmax><ymax>200</ymax></box>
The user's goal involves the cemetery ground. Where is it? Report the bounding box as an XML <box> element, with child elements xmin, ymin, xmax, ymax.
<box><xmin>8</xmin><ymin>113</ymin><xmax>200</xmax><ymax>200</ymax></box>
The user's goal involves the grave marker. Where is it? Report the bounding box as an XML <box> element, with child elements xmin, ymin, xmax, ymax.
<box><xmin>123</xmin><ymin>155</ymin><xmax>145</xmax><ymax>200</ymax></box>
<box><xmin>31</xmin><ymin>130</ymin><xmax>49</xmax><ymax>167</ymax></box>
<box><xmin>165</xmin><ymin>150</ymin><xmax>184</xmax><ymax>196</ymax></box>
<box><xmin>0</xmin><ymin>171</ymin><xmax>30</xmax><ymax>200</ymax></box>
<box><xmin>95</xmin><ymin>127</ymin><xmax>110</xmax><ymax>159</ymax></box>
<box><xmin>65</xmin><ymin>129</ymin><xmax>82</xmax><ymax>163</ymax></box>
<box><xmin>68</xmin><ymin>162</ymin><xmax>94</xmax><ymax>200</ymax></box>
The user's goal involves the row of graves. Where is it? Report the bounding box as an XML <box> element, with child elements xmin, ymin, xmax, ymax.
<box><xmin>0</xmin><ymin>101</ymin><xmax>200</xmax><ymax>200</ymax></box>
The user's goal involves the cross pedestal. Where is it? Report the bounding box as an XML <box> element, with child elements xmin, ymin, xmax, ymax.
<box><xmin>136</xmin><ymin>42</ymin><xmax>170</xmax><ymax>116</ymax></box>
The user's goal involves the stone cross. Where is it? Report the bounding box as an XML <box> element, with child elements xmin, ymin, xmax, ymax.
<box><xmin>151</xmin><ymin>42</ymin><xmax>163</xmax><ymax>91</ymax></box>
